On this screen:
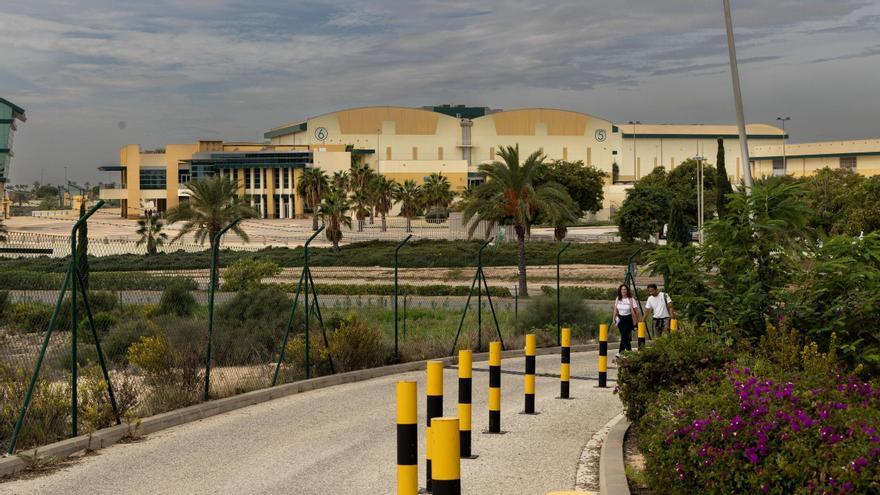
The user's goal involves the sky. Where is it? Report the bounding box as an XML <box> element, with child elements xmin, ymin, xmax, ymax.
<box><xmin>2</xmin><ymin>0</ymin><xmax>879</xmax><ymax>185</ymax></box>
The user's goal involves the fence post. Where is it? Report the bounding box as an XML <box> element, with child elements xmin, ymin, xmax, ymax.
<box><xmin>559</xmin><ymin>327</ymin><xmax>571</xmax><ymax>399</ymax></box>
<box><xmin>426</xmin><ymin>360</ymin><xmax>444</xmax><ymax>492</ymax></box>
<box><xmin>458</xmin><ymin>350</ymin><xmax>473</xmax><ymax>458</ymax></box>
<box><xmin>523</xmin><ymin>334</ymin><xmax>537</xmax><ymax>414</ymax></box>
<box><xmin>431</xmin><ymin>418</ymin><xmax>462</xmax><ymax>495</ymax></box>
<box><xmin>396</xmin><ymin>381</ymin><xmax>418</xmax><ymax>495</ymax></box>
<box><xmin>487</xmin><ymin>341</ymin><xmax>502</xmax><ymax>433</ymax></box>
<box><xmin>204</xmin><ymin>218</ymin><xmax>241</xmax><ymax>402</ymax></box>
<box><xmin>598</xmin><ymin>324</ymin><xmax>608</xmax><ymax>388</ymax></box>
<box><xmin>394</xmin><ymin>234</ymin><xmax>413</xmax><ymax>360</ymax></box>
<box><xmin>513</xmin><ymin>285</ymin><xmax>518</xmax><ymax>322</ymax></box>
<box><xmin>556</xmin><ymin>242</ymin><xmax>571</xmax><ymax>346</ymax></box>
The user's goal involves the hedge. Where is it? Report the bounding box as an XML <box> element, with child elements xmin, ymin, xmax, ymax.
<box><xmin>0</xmin><ymin>271</ymin><xmax>198</xmax><ymax>291</ymax></box>
<box><xmin>278</xmin><ymin>282</ymin><xmax>511</xmax><ymax>297</ymax></box>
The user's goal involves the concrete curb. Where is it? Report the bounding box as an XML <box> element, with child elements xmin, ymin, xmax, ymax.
<box><xmin>599</xmin><ymin>414</ymin><xmax>631</xmax><ymax>495</ymax></box>
<box><xmin>0</xmin><ymin>342</ymin><xmax>600</xmax><ymax>479</ymax></box>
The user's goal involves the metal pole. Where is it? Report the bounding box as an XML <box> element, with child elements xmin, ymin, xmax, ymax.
<box><xmin>203</xmin><ymin>218</ymin><xmax>241</xmax><ymax>401</ymax></box>
<box><xmin>723</xmin><ymin>0</ymin><xmax>753</xmax><ymax>189</ymax></box>
<box><xmin>394</xmin><ymin>234</ymin><xmax>413</xmax><ymax>359</ymax></box>
<box><xmin>556</xmin><ymin>242</ymin><xmax>571</xmax><ymax>346</ymax></box>
<box><xmin>694</xmin><ymin>156</ymin><xmax>704</xmax><ymax>244</ymax></box>
<box><xmin>777</xmin><ymin>117</ymin><xmax>790</xmax><ymax>175</ymax></box>
<box><xmin>477</xmin><ymin>238</ymin><xmax>492</xmax><ymax>352</ymax></box>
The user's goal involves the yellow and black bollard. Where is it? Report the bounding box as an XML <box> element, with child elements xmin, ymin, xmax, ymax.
<box><xmin>488</xmin><ymin>341</ymin><xmax>502</xmax><ymax>433</ymax></box>
<box><xmin>457</xmin><ymin>350</ymin><xmax>473</xmax><ymax>458</ymax></box>
<box><xmin>559</xmin><ymin>327</ymin><xmax>571</xmax><ymax>399</ymax></box>
<box><xmin>426</xmin><ymin>360</ymin><xmax>444</xmax><ymax>492</ymax></box>
<box><xmin>670</xmin><ymin>318</ymin><xmax>678</xmax><ymax>333</ymax></box>
<box><xmin>524</xmin><ymin>334</ymin><xmax>537</xmax><ymax>414</ymax></box>
<box><xmin>431</xmin><ymin>417</ymin><xmax>461</xmax><ymax>495</ymax></box>
<box><xmin>396</xmin><ymin>380</ymin><xmax>418</xmax><ymax>495</ymax></box>
<box><xmin>637</xmin><ymin>321</ymin><xmax>646</xmax><ymax>350</ymax></box>
<box><xmin>598</xmin><ymin>324</ymin><xmax>608</xmax><ymax>388</ymax></box>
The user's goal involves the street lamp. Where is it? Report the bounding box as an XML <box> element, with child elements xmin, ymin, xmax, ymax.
<box><xmin>628</xmin><ymin>121</ymin><xmax>641</xmax><ymax>180</ymax></box>
<box><xmin>723</xmin><ymin>0</ymin><xmax>753</xmax><ymax>190</ymax></box>
<box><xmin>694</xmin><ymin>155</ymin><xmax>705</xmax><ymax>244</ymax></box>
<box><xmin>776</xmin><ymin>117</ymin><xmax>791</xmax><ymax>176</ymax></box>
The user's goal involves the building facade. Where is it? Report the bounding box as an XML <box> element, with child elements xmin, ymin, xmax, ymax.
<box><xmin>751</xmin><ymin>139</ymin><xmax>880</xmax><ymax>178</ymax></box>
<box><xmin>1</xmin><ymin>98</ymin><xmax>26</xmax><ymax>218</ymax></box>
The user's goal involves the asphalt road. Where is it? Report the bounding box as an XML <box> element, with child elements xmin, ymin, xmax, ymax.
<box><xmin>1</xmin><ymin>350</ymin><xmax>622</xmax><ymax>495</ymax></box>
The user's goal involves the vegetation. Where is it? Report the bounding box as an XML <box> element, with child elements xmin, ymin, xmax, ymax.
<box><xmin>536</xmin><ymin>159</ymin><xmax>606</xmax><ymax>214</ymax></box>
<box><xmin>715</xmin><ymin>138</ymin><xmax>733</xmax><ymax>217</ymax></box>
<box><xmin>317</xmin><ymin>189</ymin><xmax>351</xmax><ymax>251</ymax></box>
<box><xmin>666</xmin><ymin>199</ymin><xmax>690</xmax><ymax>247</ymax></box>
<box><xmin>462</xmin><ymin>145</ymin><xmax>578</xmax><ymax>296</ymax></box>
<box><xmin>222</xmin><ymin>258</ymin><xmax>282</xmax><ymax>292</ymax></box>
<box><xmin>393</xmin><ymin>180</ymin><xmax>423</xmax><ymax>233</ymax></box>
<box><xmin>135</xmin><ymin>216</ymin><xmax>168</xmax><ymax>255</ymax></box>
<box><xmin>297</xmin><ymin>167</ymin><xmax>329</xmax><ymax>231</ymax></box>
<box><xmin>517</xmin><ymin>290</ymin><xmax>604</xmax><ymax>340</ymax></box>
<box><xmin>165</xmin><ymin>175</ymin><xmax>256</xmax><ymax>249</ymax></box>
<box><xmin>371</xmin><ymin>175</ymin><xmax>396</xmax><ymax>232</ymax></box>
<box><xmin>155</xmin><ymin>279</ymin><xmax>197</xmax><ymax>317</ymax></box>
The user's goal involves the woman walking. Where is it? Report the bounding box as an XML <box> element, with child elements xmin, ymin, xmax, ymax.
<box><xmin>612</xmin><ymin>284</ymin><xmax>640</xmax><ymax>352</ymax></box>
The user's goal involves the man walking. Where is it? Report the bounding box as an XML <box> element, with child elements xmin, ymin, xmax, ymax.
<box><xmin>644</xmin><ymin>283</ymin><xmax>675</xmax><ymax>337</ymax></box>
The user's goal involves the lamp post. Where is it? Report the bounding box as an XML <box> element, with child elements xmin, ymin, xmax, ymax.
<box><xmin>694</xmin><ymin>155</ymin><xmax>705</xmax><ymax>244</ymax></box>
<box><xmin>776</xmin><ymin>117</ymin><xmax>791</xmax><ymax>176</ymax></box>
<box><xmin>628</xmin><ymin>121</ymin><xmax>641</xmax><ymax>180</ymax></box>
<box><xmin>723</xmin><ymin>0</ymin><xmax>753</xmax><ymax>190</ymax></box>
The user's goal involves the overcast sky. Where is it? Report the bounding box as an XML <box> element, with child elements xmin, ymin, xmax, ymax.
<box><xmin>2</xmin><ymin>0</ymin><xmax>879</xmax><ymax>185</ymax></box>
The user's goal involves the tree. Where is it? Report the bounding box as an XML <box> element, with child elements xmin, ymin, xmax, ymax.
<box><xmin>317</xmin><ymin>189</ymin><xmax>352</xmax><ymax>251</ymax></box>
<box><xmin>0</xmin><ymin>217</ymin><xmax>6</xmax><ymax>242</ymax></box>
<box><xmin>537</xmin><ymin>160</ymin><xmax>606</xmax><ymax>214</ymax></box>
<box><xmin>802</xmin><ymin>167</ymin><xmax>862</xmax><ymax>236</ymax></box>
<box><xmin>349</xmin><ymin>161</ymin><xmax>374</xmax><ymax>193</ymax></box>
<box><xmin>842</xmin><ymin>175</ymin><xmax>880</xmax><ymax>235</ymax></box>
<box><xmin>351</xmin><ymin>188</ymin><xmax>372</xmax><ymax>232</ymax></box>
<box><xmin>666</xmin><ymin>199</ymin><xmax>690</xmax><ymax>247</ymax></box>
<box><xmin>422</xmin><ymin>173</ymin><xmax>454</xmax><ymax>217</ymax></box>
<box><xmin>331</xmin><ymin>170</ymin><xmax>350</xmax><ymax>193</ymax></box>
<box><xmin>715</xmin><ymin>138</ymin><xmax>733</xmax><ymax>218</ymax></box>
<box><xmin>297</xmin><ymin>167</ymin><xmax>329</xmax><ymax>231</ymax></box>
<box><xmin>371</xmin><ymin>175</ymin><xmax>396</xmax><ymax>232</ymax></box>
<box><xmin>462</xmin><ymin>144</ymin><xmax>577</xmax><ymax>296</ymax></box>
<box><xmin>393</xmin><ymin>180</ymin><xmax>423</xmax><ymax>233</ymax></box>
<box><xmin>77</xmin><ymin>201</ymin><xmax>89</xmax><ymax>290</ymax></box>
<box><xmin>136</xmin><ymin>215</ymin><xmax>168</xmax><ymax>255</ymax></box>
<box><xmin>539</xmin><ymin>193</ymin><xmax>581</xmax><ymax>242</ymax></box>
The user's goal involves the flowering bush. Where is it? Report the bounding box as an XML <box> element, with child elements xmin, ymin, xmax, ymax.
<box><xmin>639</xmin><ymin>361</ymin><xmax>880</xmax><ymax>494</ymax></box>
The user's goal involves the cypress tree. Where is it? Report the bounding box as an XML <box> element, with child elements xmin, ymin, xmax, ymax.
<box><xmin>667</xmin><ymin>199</ymin><xmax>690</xmax><ymax>247</ymax></box>
<box><xmin>77</xmin><ymin>200</ymin><xmax>89</xmax><ymax>290</ymax></box>
<box><xmin>715</xmin><ymin>138</ymin><xmax>733</xmax><ymax>217</ymax></box>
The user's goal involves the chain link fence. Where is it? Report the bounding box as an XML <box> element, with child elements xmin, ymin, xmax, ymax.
<box><xmin>0</xmin><ymin>210</ymin><xmax>623</xmax><ymax>455</ymax></box>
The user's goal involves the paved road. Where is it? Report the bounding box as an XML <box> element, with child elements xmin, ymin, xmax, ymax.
<box><xmin>1</xmin><ymin>350</ymin><xmax>622</xmax><ymax>495</ymax></box>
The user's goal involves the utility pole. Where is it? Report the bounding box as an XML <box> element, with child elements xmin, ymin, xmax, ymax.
<box><xmin>723</xmin><ymin>0</ymin><xmax>753</xmax><ymax>190</ymax></box>
<box><xmin>776</xmin><ymin>117</ymin><xmax>791</xmax><ymax>176</ymax></box>
<box><xmin>628</xmin><ymin>121</ymin><xmax>641</xmax><ymax>180</ymax></box>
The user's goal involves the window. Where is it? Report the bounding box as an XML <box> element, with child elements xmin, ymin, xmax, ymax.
<box><xmin>772</xmin><ymin>158</ymin><xmax>785</xmax><ymax>176</ymax></box>
<box><xmin>178</xmin><ymin>169</ymin><xmax>191</xmax><ymax>185</ymax></box>
<box><xmin>840</xmin><ymin>156</ymin><xmax>857</xmax><ymax>171</ymax></box>
<box><xmin>139</xmin><ymin>169</ymin><xmax>167</xmax><ymax>190</ymax></box>
<box><xmin>273</xmin><ymin>168</ymin><xmax>280</xmax><ymax>189</ymax></box>
<box><xmin>283</xmin><ymin>168</ymin><xmax>290</xmax><ymax>189</ymax></box>
<box><xmin>412</xmin><ymin>147</ymin><xmax>418</xmax><ymax>160</ymax></box>
<box><xmin>245</xmin><ymin>168</ymin><xmax>251</xmax><ymax>189</ymax></box>
<box><xmin>254</xmin><ymin>169</ymin><xmax>261</xmax><ymax>188</ymax></box>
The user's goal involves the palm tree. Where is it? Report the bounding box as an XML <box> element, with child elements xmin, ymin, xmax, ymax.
<box><xmin>166</xmin><ymin>175</ymin><xmax>256</xmax><ymax>250</ymax></box>
<box><xmin>297</xmin><ymin>167</ymin><xmax>329</xmax><ymax>231</ymax></box>
<box><xmin>0</xmin><ymin>217</ymin><xmax>7</xmax><ymax>242</ymax></box>
<box><xmin>539</xmin><ymin>195</ymin><xmax>581</xmax><ymax>242</ymax></box>
<box><xmin>318</xmin><ymin>189</ymin><xmax>352</xmax><ymax>251</ymax></box>
<box><xmin>351</xmin><ymin>188</ymin><xmax>372</xmax><ymax>232</ymax></box>
<box><xmin>350</xmin><ymin>162</ymin><xmax>374</xmax><ymax>192</ymax></box>
<box><xmin>463</xmin><ymin>144</ymin><xmax>577</xmax><ymax>296</ymax></box>
<box><xmin>422</xmin><ymin>172</ymin><xmax>454</xmax><ymax>216</ymax></box>
<box><xmin>393</xmin><ymin>180</ymin><xmax>423</xmax><ymax>233</ymax></box>
<box><xmin>371</xmin><ymin>175</ymin><xmax>397</xmax><ymax>232</ymax></box>
<box><xmin>136</xmin><ymin>215</ymin><xmax>168</xmax><ymax>255</ymax></box>
<box><xmin>331</xmin><ymin>170</ymin><xmax>350</xmax><ymax>193</ymax></box>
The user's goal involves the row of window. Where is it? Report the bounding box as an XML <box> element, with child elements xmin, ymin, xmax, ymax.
<box><xmin>771</xmin><ymin>156</ymin><xmax>858</xmax><ymax>175</ymax></box>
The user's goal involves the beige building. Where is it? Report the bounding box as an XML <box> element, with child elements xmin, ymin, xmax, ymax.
<box><xmin>751</xmin><ymin>139</ymin><xmax>880</xmax><ymax>178</ymax></box>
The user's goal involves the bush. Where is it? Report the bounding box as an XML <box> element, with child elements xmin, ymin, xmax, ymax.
<box><xmin>77</xmin><ymin>311</ymin><xmax>118</xmax><ymax>344</ymax></box>
<box><xmin>128</xmin><ymin>328</ymin><xmax>202</xmax><ymax>412</ymax></box>
<box><xmin>0</xmin><ymin>290</ymin><xmax>8</xmax><ymax>320</ymax></box>
<box><xmin>0</xmin><ymin>270</ymin><xmax>197</xmax><ymax>291</ymax></box>
<box><xmin>213</xmin><ymin>286</ymin><xmax>292</xmax><ymax>365</ymax></box>
<box><xmin>518</xmin><ymin>290</ymin><xmax>602</xmax><ymax>339</ymax></box>
<box><xmin>0</xmin><ymin>363</ymin><xmax>69</xmax><ymax>452</ymax></box>
<box><xmin>102</xmin><ymin>319</ymin><xmax>155</xmax><ymax>365</ymax></box>
<box><xmin>327</xmin><ymin>313</ymin><xmax>390</xmax><ymax>372</ymax></box>
<box><xmin>221</xmin><ymin>258</ymin><xmax>281</xmax><ymax>291</ymax></box>
<box><xmin>616</xmin><ymin>330</ymin><xmax>734</xmax><ymax>422</ymax></box>
<box><xmin>57</xmin><ymin>291</ymin><xmax>118</xmax><ymax>331</ymax></box>
<box><xmin>282</xmin><ymin>283</ymin><xmax>511</xmax><ymax>297</ymax></box>
<box><xmin>3</xmin><ymin>302</ymin><xmax>52</xmax><ymax>334</ymax></box>
<box><xmin>155</xmin><ymin>279</ymin><xmax>197</xmax><ymax>317</ymax></box>
<box><xmin>540</xmin><ymin>285</ymin><xmax>618</xmax><ymax>300</ymax></box>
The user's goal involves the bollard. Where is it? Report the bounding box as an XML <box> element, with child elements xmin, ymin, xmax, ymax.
<box><xmin>670</xmin><ymin>318</ymin><xmax>678</xmax><ymax>333</ymax></box>
<box><xmin>638</xmin><ymin>321</ymin><xmax>646</xmax><ymax>350</ymax></box>
<box><xmin>457</xmin><ymin>350</ymin><xmax>473</xmax><ymax>458</ymax></box>
<box><xmin>559</xmin><ymin>327</ymin><xmax>571</xmax><ymax>399</ymax></box>
<box><xmin>396</xmin><ymin>381</ymin><xmax>418</xmax><ymax>495</ymax></box>
<box><xmin>426</xmin><ymin>360</ymin><xmax>444</xmax><ymax>492</ymax></box>
<box><xmin>598</xmin><ymin>324</ymin><xmax>608</xmax><ymax>388</ymax></box>
<box><xmin>524</xmin><ymin>334</ymin><xmax>537</xmax><ymax>414</ymax></box>
<box><xmin>488</xmin><ymin>341</ymin><xmax>502</xmax><ymax>433</ymax></box>
<box><xmin>431</xmin><ymin>417</ymin><xmax>462</xmax><ymax>495</ymax></box>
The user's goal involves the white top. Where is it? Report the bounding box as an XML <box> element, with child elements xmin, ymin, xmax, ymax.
<box><xmin>645</xmin><ymin>292</ymin><xmax>672</xmax><ymax>319</ymax></box>
<box><xmin>615</xmin><ymin>297</ymin><xmax>636</xmax><ymax>316</ymax></box>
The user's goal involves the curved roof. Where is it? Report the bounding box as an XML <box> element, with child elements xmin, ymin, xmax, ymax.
<box><xmin>266</xmin><ymin>105</ymin><xmax>460</xmax><ymax>138</ymax></box>
<box><xmin>474</xmin><ymin>107</ymin><xmax>612</xmax><ymax>136</ymax></box>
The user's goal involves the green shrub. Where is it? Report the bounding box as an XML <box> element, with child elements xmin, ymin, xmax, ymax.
<box><xmin>327</xmin><ymin>313</ymin><xmax>390</xmax><ymax>372</ymax></box>
<box><xmin>155</xmin><ymin>280</ymin><xmax>197</xmax><ymax>317</ymax></box>
<box><xmin>518</xmin><ymin>290</ymin><xmax>601</xmax><ymax>339</ymax></box>
<box><xmin>127</xmin><ymin>327</ymin><xmax>202</xmax><ymax>413</ymax></box>
<box><xmin>616</xmin><ymin>330</ymin><xmax>734</xmax><ymax>422</ymax></box>
<box><xmin>4</xmin><ymin>302</ymin><xmax>53</xmax><ymax>334</ymax></box>
<box><xmin>213</xmin><ymin>286</ymin><xmax>292</xmax><ymax>365</ymax></box>
<box><xmin>0</xmin><ymin>363</ymin><xmax>69</xmax><ymax>451</ymax></box>
<box><xmin>57</xmin><ymin>291</ymin><xmax>118</xmax><ymax>331</ymax></box>
<box><xmin>0</xmin><ymin>290</ymin><xmax>9</xmax><ymax>320</ymax></box>
<box><xmin>0</xmin><ymin>270</ymin><xmax>197</xmax><ymax>291</ymax></box>
<box><xmin>102</xmin><ymin>319</ymin><xmax>155</xmax><ymax>365</ymax></box>
<box><xmin>77</xmin><ymin>312</ymin><xmax>118</xmax><ymax>344</ymax></box>
<box><xmin>540</xmin><ymin>285</ymin><xmax>618</xmax><ymax>300</ymax></box>
<box><xmin>276</xmin><ymin>282</ymin><xmax>511</xmax><ymax>297</ymax></box>
<box><xmin>221</xmin><ymin>258</ymin><xmax>281</xmax><ymax>291</ymax></box>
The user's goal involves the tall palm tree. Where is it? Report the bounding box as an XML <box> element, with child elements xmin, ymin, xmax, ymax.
<box><xmin>318</xmin><ymin>189</ymin><xmax>352</xmax><ymax>251</ymax></box>
<box><xmin>393</xmin><ymin>180</ymin><xmax>423</xmax><ymax>233</ymax></box>
<box><xmin>463</xmin><ymin>144</ymin><xmax>577</xmax><ymax>296</ymax></box>
<box><xmin>371</xmin><ymin>175</ymin><xmax>397</xmax><ymax>232</ymax></box>
<box><xmin>350</xmin><ymin>162</ymin><xmax>374</xmax><ymax>192</ymax></box>
<box><xmin>331</xmin><ymin>170</ymin><xmax>350</xmax><ymax>193</ymax></box>
<box><xmin>166</xmin><ymin>175</ymin><xmax>256</xmax><ymax>250</ymax></box>
<box><xmin>422</xmin><ymin>172</ymin><xmax>454</xmax><ymax>214</ymax></box>
<box><xmin>136</xmin><ymin>215</ymin><xmax>168</xmax><ymax>255</ymax></box>
<box><xmin>297</xmin><ymin>167</ymin><xmax>329</xmax><ymax>231</ymax></box>
<box><xmin>351</xmin><ymin>188</ymin><xmax>372</xmax><ymax>232</ymax></box>
<box><xmin>539</xmin><ymin>195</ymin><xmax>581</xmax><ymax>242</ymax></box>
<box><xmin>0</xmin><ymin>217</ymin><xmax>7</xmax><ymax>242</ymax></box>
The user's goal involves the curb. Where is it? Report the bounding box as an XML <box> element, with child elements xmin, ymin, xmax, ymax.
<box><xmin>0</xmin><ymin>342</ymin><xmax>600</xmax><ymax>479</ymax></box>
<box><xmin>599</xmin><ymin>414</ymin><xmax>631</xmax><ymax>495</ymax></box>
